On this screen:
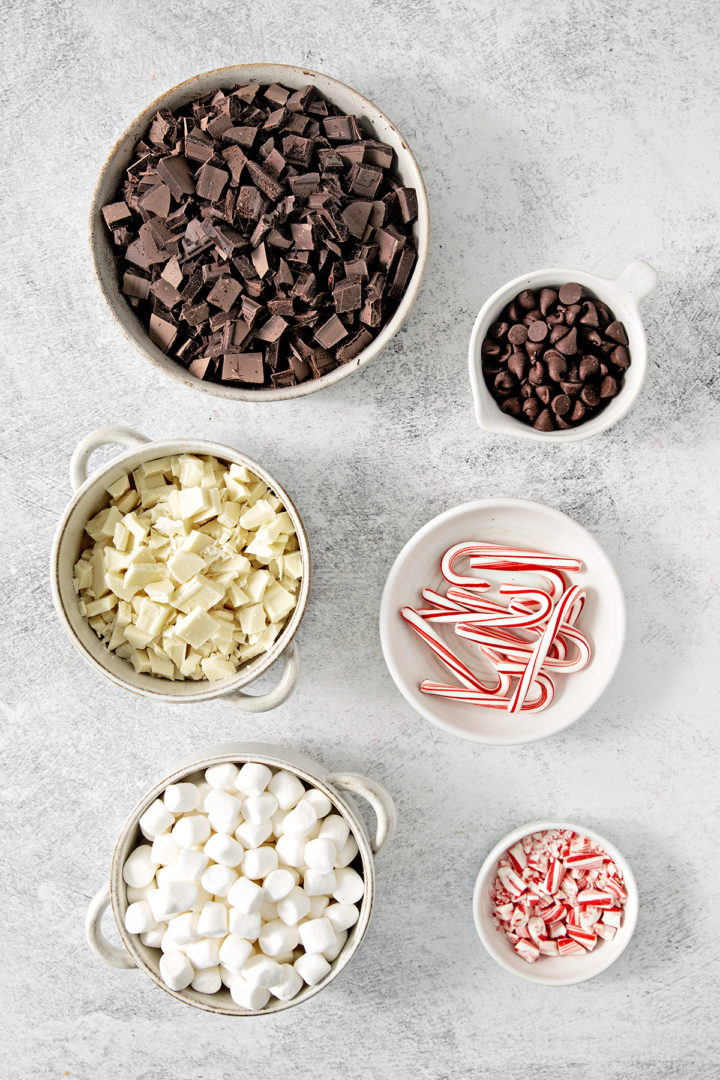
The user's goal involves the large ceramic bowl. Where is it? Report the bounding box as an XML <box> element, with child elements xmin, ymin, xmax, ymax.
<box><xmin>90</xmin><ymin>63</ymin><xmax>429</xmax><ymax>400</ymax></box>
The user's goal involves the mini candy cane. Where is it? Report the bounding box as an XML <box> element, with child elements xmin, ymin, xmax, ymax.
<box><xmin>507</xmin><ymin>585</ymin><xmax>585</xmax><ymax>712</ymax></box>
<box><xmin>400</xmin><ymin>608</ymin><xmax>509</xmax><ymax>695</ymax></box>
<box><xmin>420</xmin><ymin>673</ymin><xmax>553</xmax><ymax>712</ymax></box>
<box><xmin>442</xmin><ymin>543</ymin><xmax>581</xmax><ymax>585</ymax></box>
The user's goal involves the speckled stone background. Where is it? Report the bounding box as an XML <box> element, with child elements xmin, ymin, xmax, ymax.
<box><xmin>2</xmin><ymin>0</ymin><xmax>719</xmax><ymax>1076</ymax></box>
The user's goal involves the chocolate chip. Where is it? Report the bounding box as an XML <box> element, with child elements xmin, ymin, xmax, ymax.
<box><xmin>600</xmin><ymin>375</ymin><xmax>619</xmax><ymax>397</ymax></box>
<box><xmin>552</xmin><ymin>393</ymin><xmax>571</xmax><ymax>416</ymax></box>
<box><xmin>527</xmin><ymin>320</ymin><xmax>548</xmax><ymax>342</ymax></box>
<box><xmin>501</xmin><ymin>396</ymin><xmax>522</xmax><ymax>417</ymax></box>
<box><xmin>545</xmin><ymin>350</ymin><xmax>567</xmax><ymax>382</ymax></box>
<box><xmin>536</xmin><ymin>385</ymin><xmax>552</xmax><ymax>405</ymax></box>
<box><xmin>518</xmin><ymin>289</ymin><xmax>536</xmax><ymax>310</ymax></box>
<box><xmin>555</xmin><ymin>326</ymin><xmax>578</xmax><ymax>355</ymax></box>
<box><xmin>558</xmin><ymin>282</ymin><xmax>582</xmax><ymax>305</ymax></box>
<box><xmin>528</xmin><ymin>361</ymin><xmax>546</xmax><ymax>385</ymax></box>
<box><xmin>570</xmin><ymin>400</ymin><xmax>586</xmax><ymax>423</ymax></box>
<box><xmin>507</xmin><ymin>354</ymin><xmax>528</xmax><ymax>381</ymax></box>
<box><xmin>534</xmin><ymin>408</ymin><xmax>555</xmax><ymax>431</ymax></box>
<box><xmin>508</xmin><ymin>324</ymin><xmax>528</xmax><ymax>345</ymax></box>
<box><xmin>523</xmin><ymin>398</ymin><xmax>542</xmax><ymax>421</ymax></box>
<box><xmin>581</xmin><ymin>384</ymin><xmax>600</xmax><ymax>407</ymax></box>
<box><xmin>578</xmin><ymin>354</ymin><xmax>599</xmax><ymax>380</ymax></box>
<box><xmin>611</xmin><ymin>345</ymin><xmax>630</xmax><ymax>369</ymax></box>
<box><xmin>605</xmin><ymin>321</ymin><xmax>628</xmax><ymax>345</ymax></box>
<box><xmin>539</xmin><ymin>288</ymin><xmax>557</xmax><ymax>315</ymax></box>
<box><xmin>579</xmin><ymin>301</ymin><xmax>599</xmax><ymax>326</ymax></box>
<box><xmin>494</xmin><ymin>371</ymin><xmax>515</xmax><ymax>395</ymax></box>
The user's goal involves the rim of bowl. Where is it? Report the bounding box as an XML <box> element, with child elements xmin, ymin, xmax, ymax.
<box><xmin>109</xmin><ymin>745</ymin><xmax>375</xmax><ymax>1014</ymax></box>
<box><xmin>472</xmin><ymin>819</ymin><xmax>639</xmax><ymax>985</ymax></box>
<box><xmin>468</xmin><ymin>267</ymin><xmax>648</xmax><ymax>443</ymax></box>
<box><xmin>51</xmin><ymin>438</ymin><xmax>311</xmax><ymax>702</ymax></box>
<box><xmin>90</xmin><ymin>62</ymin><xmax>430</xmax><ymax>401</ymax></box>
<box><xmin>379</xmin><ymin>498</ymin><xmax>626</xmax><ymax>745</ymax></box>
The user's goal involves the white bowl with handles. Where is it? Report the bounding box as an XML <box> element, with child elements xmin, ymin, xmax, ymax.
<box><xmin>473</xmin><ymin>820</ymin><xmax>638</xmax><ymax>985</ymax></box>
<box><xmin>469</xmin><ymin>260</ymin><xmax>659</xmax><ymax>442</ymax></box>
<box><xmin>50</xmin><ymin>427</ymin><xmax>310</xmax><ymax>711</ymax></box>
<box><xmin>85</xmin><ymin>741</ymin><xmax>396</xmax><ymax>1014</ymax></box>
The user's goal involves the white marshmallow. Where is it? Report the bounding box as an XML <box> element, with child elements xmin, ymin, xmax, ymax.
<box><xmin>227</xmin><ymin>876</ymin><xmax>264</xmax><ymax>913</ymax></box>
<box><xmin>165</xmin><ymin>912</ymin><xmax>200</xmax><ymax>946</ymax></box>
<box><xmin>122</xmin><ymin>845</ymin><xmax>158</xmax><ymax>888</ymax></box>
<box><xmin>191</xmin><ymin>966</ymin><xmax>221</xmax><ymax>994</ymax></box>
<box><xmin>235</xmin><ymin>820</ymin><xmax>273</xmax><ymax>849</ymax></box>
<box><xmin>235</xmin><ymin>762</ymin><xmax>272</xmax><ymax>797</ymax></box>
<box><xmin>242</xmin><ymin>953</ymin><xmax>284</xmax><ymax>989</ymax></box>
<box><xmin>323</xmin><ymin>927</ymin><xmax>348</xmax><ymax>963</ymax></box>
<box><xmin>336</xmin><ymin>834</ymin><xmax>359</xmax><ymax>868</ymax></box>
<box><xmin>160</xmin><ymin>951</ymin><xmax>194</xmax><ymax>991</ymax></box>
<box><xmin>319</xmin><ymin>814</ymin><xmax>351</xmax><ymax>849</ymax></box>
<box><xmin>268</xmin><ymin>769</ymin><xmax>305</xmax><ymax>810</ymax></box>
<box><xmin>218</xmin><ymin>934</ymin><xmax>254</xmax><ymax>973</ymax></box>
<box><xmin>173</xmin><ymin>848</ymin><xmax>209</xmax><ymax>882</ymax></box>
<box><xmin>207</xmin><ymin>813</ymin><xmax>239</xmax><ymax>835</ymax></box>
<box><xmin>126</xmin><ymin>883</ymin><xmax>153</xmax><ymax>904</ymax></box>
<box><xmin>333</xmin><ymin>867</ymin><xmax>365</xmax><ymax>905</ymax></box>
<box><xmin>151</xmin><ymin>834</ymin><xmax>181</xmax><ymax>866</ymax></box>
<box><xmin>260</xmin><ymin>899</ymin><xmax>279</xmax><ymax>922</ymax></box>
<box><xmin>242</xmin><ymin>846</ymin><xmax>278</xmax><ymax>880</ymax></box>
<box><xmin>325</xmin><ymin>902</ymin><xmax>359</xmax><ymax>932</ymax></box>
<box><xmin>229</xmin><ymin>909</ymin><xmax>261</xmax><ymax>940</ymax></box>
<box><xmin>185</xmin><ymin>937</ymin><xmax>222</xmax><ymax>969</ymax></box>
<box><xmin>172</xmin><ymin>815</ymin><xmax>211</xmax><ymax>848</ymax></box>
<box><xmin>219</xmin><ymin>964</ymin><xmax>235</xmax><ymax>988</ymax></box>
<box><xmin>140</xmin><ymin>923</ymin><xmax>166</xmax><ymax>948</ymax></box>
<box><xmin>204</xmin><ymin>788</ymin><xmax>243</xmax><ymax>825</ymax></box>
<box><xmin>307</xmin><ymin>893</ymin><xmax>330</xmax><ymax>918</ymax></box>
<box><xmin>190</xmin><ymin>886</ymin><xmax>212</xmax><ymax>912</ymax></box>
<box><xmin>294</xmin><ymin>952</ymin><xmax>331</xmax><ymax>986</ymax></box>
<box><xmin>275</xmin><ymin>835</ymin><xmax>306</xmax><ymax>868</ymax></box>
<box><xmin>270</xmin><ymin>809</ymin><xmax>286</xmax><ymax>837</ymax></box>
<box><xmin>282</xmin><ymin>800</ymin><xmax>317</xmax><ymax>839</ymax></box>
<box><xmin>205</xmin><ymin>762</ymin><xmax>239</xmax><ymax>790</ymax></box>
<box><xmin>229</xmin><ymin>977</ymin><xmax>270</xmax><ymax>1010</ymax></box>
<box><xmin>124</xmin><ymin>900</ymin><xmax>157</xmax><ymax>935</ymax></box>
<box><xmin>148</xmin><ymin>882</ymin><xmax>198</xmax><ymax>922</ymax></box>
<box><xmin>263</xmin><ymin>868</ymin><xmax>295</xmax><ymax>902</ymax></box>
<box><xmin>164</xmin><ymin>782</ymin><xmax>201</xmax><ymax>814</ymax></box>
<box><xmin>277</xmin><ymin>885</ymin><xmax>311</xmax><ymax>926</ymax></box>
<box><xmin>139</xmin><ymin>799</ymin><xmax>175</xmax><ymax>840</ymax></box>
<box><xmin>304</xmin><ymin>837</ymin><xmax>337</xmax><ymax>874</ymax></box>
<box><xmin>270</xmin><ymin>963</ymin><xmax>304</xmax><ymax>1001</ymax></box>
<box><xmin>160</xmin><ymin>926</ymin><xmax>185</xmax><ymax>953</ymax></box>
<box><xmin>259</xmin><ymin>919</ymin><xmax>300</xmax><ymax>957</ymax></box>
<box><xmin>204</xmin><ymin>832</ymin><xmax>244</xmax><ymax>867</ymax></box>
<box><xmin>298</xmin><ymin>916</ymin><xmax>336</xmax><ymax>954</ymax></box>
<box><xmin>303</xmin><ymin>869</ymin><xmax>337</xmax><ymax>897</ymax></box>
<box><xmin>196</xmin><ymin>901</ymin><xmax>228</xmax><ymax>938</ymax></box>
<box><xmin>201</xmin><ymin>864</ymin><xmax>238</xmax><ymax>898</ymax></box>
<box><xmin>242</xmin><ymin>792</ymin><xmax>278</xmax><ymax>825</ymax></box>
<box><xmin>300</xmin><ymin>788</ymin><xmax>332</xmax><ymax>819</ymax></box>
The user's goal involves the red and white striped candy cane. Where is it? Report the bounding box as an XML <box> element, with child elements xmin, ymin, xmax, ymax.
<box><xmin>507</xmin><ymin>585</ymin><xmax>585</xmax><ymax>712</ymax></box>
<box><xmin>400</xmin><ymin>608</ymin><xmax>509</xmax><ymax>694</ymax></box>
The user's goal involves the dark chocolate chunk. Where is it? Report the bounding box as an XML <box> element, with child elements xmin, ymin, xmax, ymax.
<box><xmin>102</xmin><ymin>201</ymin><xmax>133</xmax><ymax>230</ymax></box>
<box><xmin>314</xmin><ymin>314</ymin><xmax>348</xmax><ymax>348</ymax></box>
<box><xmin>195</xmin><ymin>163</ymin><xmax>228</xmax><ymax>202</ymax></box>
<box><xmin>156</xmin><ymin>155</ymin><xmax>195</xmax><ymax>198</ymax></box>
<box><xmin>222</xmin><ymin>351</ymin><xmax>264</xmax><ymax>383</ymax></box>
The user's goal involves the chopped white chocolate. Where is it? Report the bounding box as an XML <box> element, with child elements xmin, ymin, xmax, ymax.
<box><xmin>73</xmin><ymin>454</ymin><xmax>302</xmax><ymax>682</ymax></box>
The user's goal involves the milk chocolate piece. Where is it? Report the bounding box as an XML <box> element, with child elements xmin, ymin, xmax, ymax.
<box><xmin>222</xmin><ymin>351</ymin><xmax>264</xmax><ymax>383</ymax></box>
<box><xmin>102</xmin><ymin>201</ymin><xmax>133</xmax><ymax>230</ymax></box>
<box><xmin>315</xmin><ymin>314</ymin><xmax>348</xmax><ymax>348</ymax></box>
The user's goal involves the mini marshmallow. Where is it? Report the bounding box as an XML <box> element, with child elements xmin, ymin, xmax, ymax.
<box><xmin>190</xmin><ymin>886</ymin><xmax>212</xmax><ymax>912</ymax></box>
<box><xmin>235</xmin><ymin>820</ymin><xmax>273</xmax><ymax>850</ymax></box>
<box><xmin>259</xmin><ymin>919</ymin><xmax>300</xmax><ymax>957</ymax></box>
<box><xmin>294</xmin><ymin>952</ymin><xmax>331</xmax><ymax>986</ymax></box>
<box><xmin>140</xmin><ymin>923</ymin><xmax>166</xmax><ymax>948</ymax></box>
<box><xmin>299</xmin><ymin>789</ymin><xmax>332</xmax><ymax>819</ymax></box>
<box><xmin>333</xmin><ymin>867</ymin><xmax>365</xmax><ymax>905</ymax></box>
<box><xmin>270</xmin><ymin>963</ymin><xmax>304</xmax><ymax>1001</ymax></box>
<box><xmin>196</xmin><ymin>901</ymin><xmax>228</xmax><ymax>938</ymax></box>
<box><xmin>268</xmin><ymin>769</ymin><xmax>305</xmax><ymax>810</ymax></box>
<box><xmin>260</xmin><ymin>900</ymin><xmax>279</xmax><ymax>922</ymax></box>
<box><xmin>205</xmin><ymin>762</ymin><xmax>239</xmax><ymax>790</ymax></box>
<box><xmin>263</xmin><ymin>868</ymin><xmax>296</xmax><ymax>902</ymax></box>
<box><xmin>335</xmin><ymin>834</ymin><xmax>359</xmax><ymax>868</ymax></box>
<box><xmin>235</xmin><ymin>762</ymin><xmax>272</xmax><ymax>797</ymax></box>
<box><xmin>227</xmin><ymin>876</ymin><xmax>265</xmax><ymax>913</ymax></box>
<box><xmin>185</xmin><ymin>937</ymin><xmax>222</xmax><ymax>969</ymax></box>
<box><xmin>298</xmin><ymin>916</ymin><xmax>336</xmax><ymax>954</ymax></box>
<box><xmin>139</xmin><ymin>799</ymin><xmax>175</xmax><ymax>840</ymax></box>
<box><xmin>165</xmin><ymin>912</ymin><xmax>200</xmax><ymax>946</ymax></box>
<box><xmin>304</xmin><ymin>870</ymin><xmax>337</xmax><ymax>897</ymax></box>
<box><xmin>242</xmin><ymin>846</ymin><xmax>278</xmax><ymax>880</ymax></box>
<box><xmin>304</xmin><ymin>837</ymin><xmax>337</xmax><ymax>874</ymax></box>
<box><xmin>172</xmin><ymin>815</ymin><xmax>211</xmax><ymax>848</ymax></box>
<box><xmin>323</xmin><ymin>928</ymin><xmax>348</xmax><ymax>963</ymax></box>
<box><xmin>242</xmin><ymin>953</ymin><xmax>284</xmax><ymax>989</ymax></box>
<box><xmin>277</xmin><ymin>886</ymin><xmax>311</xmax><ymax>927</ymax></box>
<box><xmin>275</xmin><ymin>835</ymin><xmax>306</xmax><ymax>868</ymax></box>
<box><xmin>148</xmin><ymin>882</ymin><xmax>198</xmax><ymax>922</ymax></box>
<box><xmin>325</xmin><ymin>902</ymin><xmax>360</xmax><ymax>932</ymax></box>
<box><xmin>282</xmin><ymin>800</ymin><xmax>317</xmax><ymax>839</ymax></box>
<box><xmin>151</xmin><ymin>834</ymin><xmax>181</xmax><ymax>866</ymax></box>
<box><xmin>270</xmin><ymin>809</ymin><xmax>286</xmax><ymax>837</ymax></box>
<box><xmin>229</xmin><ymin>909</ymin><xmax>262</xmax><ymax>940</ymax></box>
<box><xmin>201</xmin><ymin>864</ymin><xmax>238</xmax><ymax>898</ymax></box>
<box><xmin>229</xmin><ymin>977</ymin><xmax>270</xmax><ymax>1011</ymax></box>
<box><xmin>242</xmin><ymin>792</ymin><xmax>278</xmax><ymax>825</ymax></box>
<box><xmin>164</xmin><ymin>782</ymin><xmax>201</xmax><ymax>814</ymax></box>
<box><xmin>218</xmin><ymin>934</ymin><xmax>254</xmax><ymax>973</ymax></box>
<box><xmin>174</xmin><ymin>848</ymin><xmax>209</xmax><ymax>882</ymax></box>
<box><xmin>204</xmin><ymin>788</ymin><xmax>243</xmax><ymax>824</ymax></box>
<box><xmin>122</xmin><ymin>845</ymin><xmax>158</xmax><ymax>888</ymax></box>
<box><xmin>160</xmin><ymin>951</ymin><xmax>194</xmax><ymax>991</ymax></box>
<box><xmin>319</xmin><ymin>814</ymin><xmax>351</xmax><ymax>849</ymax></box>
<box><xmin>208</xmin><ymin>813</ymin><xmax>239</xmax><ymax>835</ymax></box>
<box><xmin>126</xmin><ymin>883</ymin><xmax>153</xmax><ymax>904</ymax></box>
<box><xmin>124</xmin><ymin>901</ymin><xmax>157</xmax><ymax>935</ymax></box>
<box><xmin>307</xmin><ymin>894</ymin><xmax>330</xmax><ymax>918</ymax></box>
<box><xmin>204</xmin><ymin>832</ymin><xmax>244</xmax><ymax>867</ymax></box>
<box><xmin>191</xmin><ymin>966</ymin><xmax>222</xmax><ymax>994</ymax></box>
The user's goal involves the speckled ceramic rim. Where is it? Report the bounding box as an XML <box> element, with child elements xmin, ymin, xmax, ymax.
<box><xmin>106</xmin><ymin>742</ymin><xmax>385</xmax><ymax>1014</ymax></box>
<box><xmin>473</xmin><ymin>820</ymin><xmax>639</xmax><ymax>985</ymax></box>
<box><xmin>50</xmin><ymin>435</ymin><xmax>311</xmax><ymax>703</ymax></box>
<box><xmin>90</xmin><ymin>62</ymin><xmax>430</xmax><ymax>401</ymax></box>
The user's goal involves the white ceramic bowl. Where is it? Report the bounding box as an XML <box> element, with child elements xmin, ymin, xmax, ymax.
<box><xmin>86</xmin><ymin>741</ymin><xmax>396</xmax><ymax>1014</ymax></box>
<box><xmin>50</xmin><ymin>427</ymin><xmax>311</xmax><ymax>712</ymax></box>
<box><xmin>473</xmin><ymin>820</ymin><xmax>638</xmax><ymax>985</ymax></box>
<box><xmin>90</xmin><ymin>63</ymin><xmax>429</xmax><ymax>401</ymax></box>
<box><xmin>379</xmin><ymin>499</ymin><xmax>625</xmax><ymax>744</ymax></box>
<box><xmin>469</xmin><ymin>260</ymin><xmax>658</xmax><ymax>442</ymax></box>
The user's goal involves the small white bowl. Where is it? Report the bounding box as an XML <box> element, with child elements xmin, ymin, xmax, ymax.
<box><xmin>379</xmin><ymin>499</ymin><xmax>625</xmax><ymax>744</ymax></box>
<box><xmin>469</xmin><ymin>260</ymin><xmax>658</xmax><ymax>442</ymax></box>
<box><xmin>473</xmin><ymin>820</ymin><xmax>639</xmax><ymax>985</ymax></box>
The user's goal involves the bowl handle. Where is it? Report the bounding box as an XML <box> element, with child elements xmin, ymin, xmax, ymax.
<box><xmin>228</xmin><ymin>641</ymin><xmax>299</xmax><ymax>713</ymax></box>
<box><xmin>70</xmin><ymin>426</ymin><xmax>150</xmax><ymax>492</ymax></box>
<box><xmin>325</xmin><ymin>772</ymin><xmax>397</xmax><ymax>855</ymax></box>
<box><xmin>613</xmin><ymin>260</ymin><xmax>659</xmax><ymax>304</ymax></box>
<box><xmin>86</xmin><ymin>883</ymin><xmax>136</xmax><ymax>970</ymax></box>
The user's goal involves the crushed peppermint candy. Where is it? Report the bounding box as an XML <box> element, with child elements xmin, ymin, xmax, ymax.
<box><xmin>490</xmin><ymin>829</ymin><xmax>627</xmax><ymax>963</ymax></box>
